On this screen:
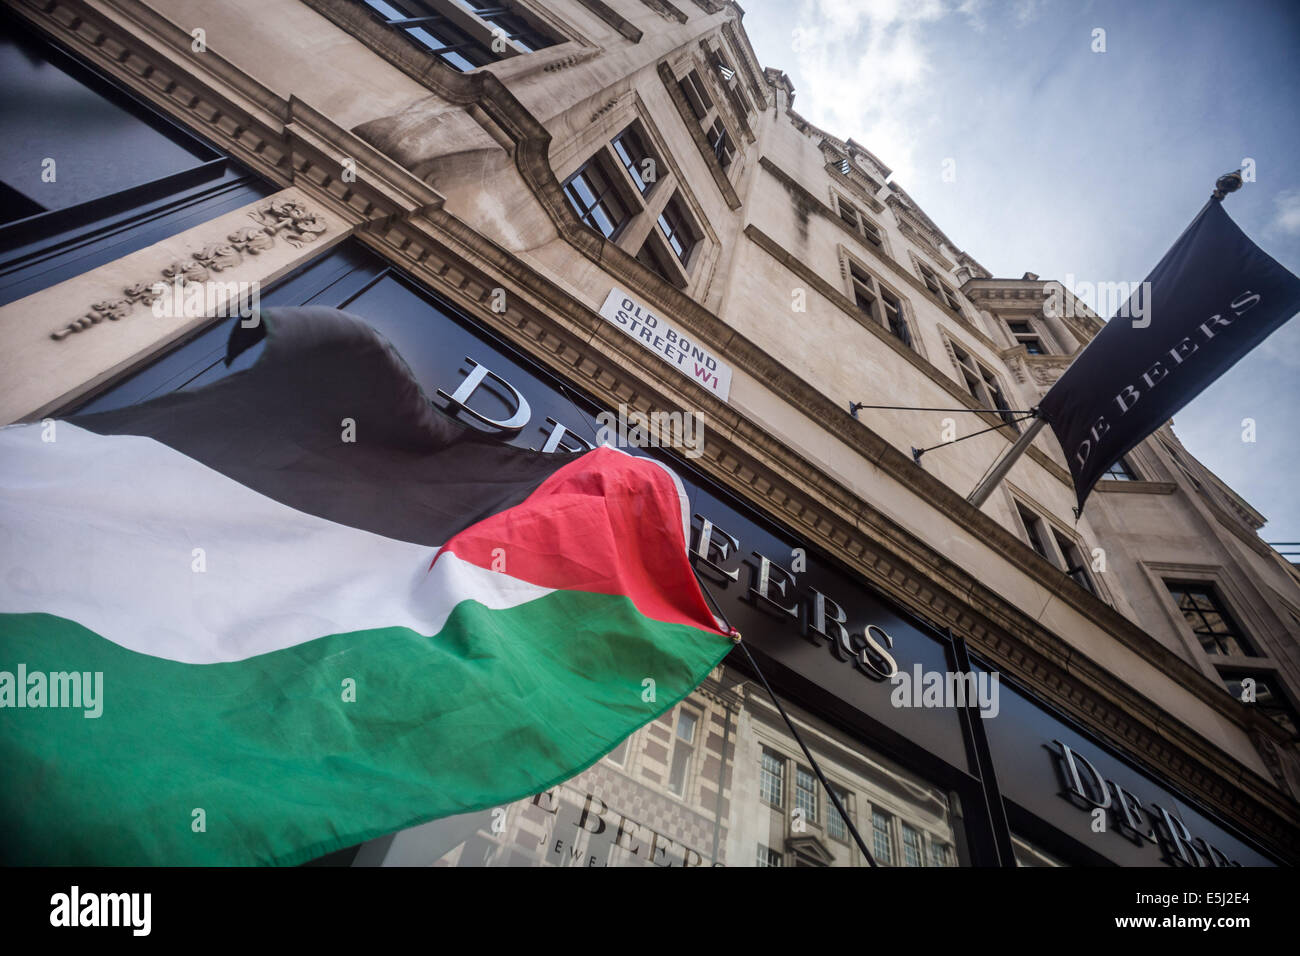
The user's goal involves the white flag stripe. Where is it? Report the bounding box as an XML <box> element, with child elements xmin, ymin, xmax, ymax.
<box><xmin>0</xmin><ymin>423</ymin><xmax>552</xmax><ymax>664</ymax></box>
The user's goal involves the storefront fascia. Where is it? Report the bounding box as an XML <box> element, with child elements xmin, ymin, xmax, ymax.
<box><xmin>72</xmin><ymin>241</ymin><xmax>1286</xmax><ymax>868</ymax></box>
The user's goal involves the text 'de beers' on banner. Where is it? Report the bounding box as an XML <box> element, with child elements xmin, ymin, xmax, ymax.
<box><xmin>1038</xmin><ymin>199</ymin><xmax>1300</xmax><ymax>511</ymax></box>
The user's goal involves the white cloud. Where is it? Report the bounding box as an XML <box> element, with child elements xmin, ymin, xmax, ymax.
<box><xmin>1269</xmin><ymin>188</ymin><xmax>1300</xmax><ymax>236</ymax></box>
<box><xmin>781</xmin><ymin>0</ymin><xmax>980</xmax><ymax>185</ymax></box>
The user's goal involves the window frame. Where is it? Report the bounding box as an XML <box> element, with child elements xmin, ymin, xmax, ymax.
<box><xmin>948</xmin><ymin>340</ymin><xmax>1019</xmax><ymax>431</ymax></box>
<box><xmin>759</xmin><ymin>745</ymin><xmax>786</xmax><ymax>809</ymax></box>
<box><xmin>846</xmin><ymin>256</ymin><xmax>914</xmax><ymax>350</ymax></box>
<box><xmin>561</xmin><ymin>151</ymin><xmax>634</xmax><ymax>240</ymax></box>
<box><xmin>358</xmin><ymin>0</ymin><xmax>562</xmax><ymax>72</ymax></box>
<box><xmin>1165</xmin><ymin>581</ymin><xmax>1258</xmax><ymax>658</ymax></box>
<box><xmin>794</xmin><ymin>765</ymin><xmax>819</xmax><ymax>826</ymax></box>
<box><xmin>666</xmin><ymin>706</ymin><xmax>698</xmax><ymax>797</ymax></box>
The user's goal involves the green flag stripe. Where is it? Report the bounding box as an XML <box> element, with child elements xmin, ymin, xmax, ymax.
<box><xmin>0</xmin><ymin>590</ymin><xmax>731</xmax><ymax>866</ymax></box>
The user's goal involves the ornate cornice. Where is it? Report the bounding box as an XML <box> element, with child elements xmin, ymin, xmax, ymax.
<box><xmin>573</xmin><ymin>0</ymin><xmax>644</xmax><ymax>42</ymax></box>
<box><xmin>640</xmin><ymin>0</ymin><xmax>688</xmax><ymax>23</ymax></box>
<box><xmin>14</xmin><ymin>0</ymin><xmax>1300</xmax><ymax>861</ymax></box>
<box><xmin>49</xmin><ymin>197</ymin><xmax>329</xmax><ymax>341</ymax></box>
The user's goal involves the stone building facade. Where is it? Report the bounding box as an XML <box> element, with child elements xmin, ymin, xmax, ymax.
<box><xmin>2</xmin><ymin>0</ymin><xmax>1297</xmax><ymax>865</ymax></box>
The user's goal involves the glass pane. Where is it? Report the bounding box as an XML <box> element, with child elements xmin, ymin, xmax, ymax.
<box><xmin>335</xmin><ymin>665</ymin><xmax>962</xmax><ymax>866</ymax></box>
<box><xmin>0</xmin><ymin>30</ymin><xmax>210</xmax><ymax>221</ymax></box>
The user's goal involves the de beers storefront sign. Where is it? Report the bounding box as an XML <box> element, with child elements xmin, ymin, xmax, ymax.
<box><xmin>598</xmin><ymin>288</ymin><xmax>733</xmax><ymax>401</ymax></box>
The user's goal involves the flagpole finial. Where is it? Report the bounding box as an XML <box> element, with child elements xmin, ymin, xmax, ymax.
<box><xmin>1212</xmin><ymin>170</ymin><xmax>1243</xmax><ymax>201</ymax></box>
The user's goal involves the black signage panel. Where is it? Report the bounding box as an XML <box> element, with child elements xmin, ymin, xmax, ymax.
<box><xmin>334</xmin><ymin>273</ymin><xmax>973</xmax><ymax>774</ymax></box>
<box><xmin>981</xmin><ymin>668</ymin><xmax>1276</xmax><ymax>866</ymax></box>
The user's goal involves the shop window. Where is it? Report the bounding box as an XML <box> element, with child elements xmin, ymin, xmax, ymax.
<box><xmin>0</xmin><ymin>20</ymin><xmax>272</xmax><ymax>305</ymax></box>
<box><xmin>667</xmin><ymin>708</ymin><xmax>697</xmax><ymax>796</ymax></box>
<box><xmin>611</xmin><ymin>123</ymin><xmax>658</xmax><ymax>196</ymax></box>
<box><xmin>1166</xmin><ymin>582</ymin><xmax>1257</xmax><ymax>657</ymax></box>
<box><xmin>1100</xmin><ymin>456</ymin><xmax>1139</xmax><ymax>481</ymax></box>
<box><xmin>359</xmin><ymin>0</ymin><xmax>559</xmax><ymax>71</ymax></box>
<box><xmin>562</xmin><ymin>154</ymin><xmax>631</xmax><ymax>239</ymax></box>
<box><xmin>756</xmin><ymin>844</ymin><xmax>783</xmax><ymax>867</ymax></box>
<box><xmin>794</xmin><ymin>766</ymin><xmax>818</xmax><ymax>825</ymax></box>
<box><xmin>847</xmin><ymin>260</ymin><xmax>912</xmax><ymax>349</ymax></box>
<box><xmin>871</xmin><ymin>809</ymin><xmax>895</xmax><ymax>864</ymax></box>
<box><xmin>1219</xmin><ymin>671</ymin><xmax>1299</xmax><ymax>736</ymax></box>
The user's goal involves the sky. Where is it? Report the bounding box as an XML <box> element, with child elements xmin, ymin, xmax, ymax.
<box><xmin>737</xmin><ymin>0</ymin><xmax>1300</xmax><ymax>546</ymax></box>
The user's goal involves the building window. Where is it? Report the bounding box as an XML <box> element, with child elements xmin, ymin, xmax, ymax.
<box><xmin>756</xmin><ymin>844</ymin><xmax>783</xmax><ymax>867</ymax></box>
<box><xmin>657</xmin><ymin>195</ymin><xmax>698</xmax><ymax>265</ymax></box>
<box><xmin>794</xmin><ymin>766</ymin><xmax>818</xmax><ymax>825</ymax></box>
<box><xmin>759</xmin><ymin>746</ymin><xmax>785</xmax><ymax>808</ymax></box>
<box><xmin>1016</xmin><ymin>503</ymin><xmax>1052</xmax><ymax>560</ymax></box>
<box><xmin>929</xmin><ymin>841</ymin><xmax>953</xmax><ymax>867</ymax></box>
<box><xmin>918</xmin><ymin>261</ymin><xmax>963</xmax><ymax>312</ymax></box>
<box><xmin>459</xmin><ymin>0</ymin><xmax>555</xmax><ymax>52</ymax></box>
<box><xmin>636</xmin><ymin>234</ymin><xmax>676</xmax><ymax>284</ymax></box>
<box><xmin>1220</xmin><ymin>672</ymin><xmax>1300</xmax><ymax>736</ymax></box>
<box><xmin>360</xmin><ymin>0</ymin><xmax>559</xmax><ymax>71</ymax></box>
<box><xmin>1052</xmin><ymin>529</ymin><xmax>1095</xmax><ymax>595</ymax></box>
<box><xmin>848</xmin><ymin>261</ymin><xmax>912</xmax><ymax>349</ymax></box>
<box><xmin>838</xmin><ymin>195</ymin><xmax>860</xmax><ymax>230</ymax></box>
<box><xmin>667</xmin><ymin>708</ymin><xmax>697</xmax><ymax>796</ymax></box>
<box><xmin>860</xmin><ymin>217</ymin><xmax>883</xmax><ymax>247</ymax></box>
<box><xmin>1006</xmin><ymin>318</ymin><xmax>1049</xmax><ymax>354</ymax></box>
<box><xmin>706</xmin><ymin>118</ymin><xmax>734</xmax><ymax>169</ymax></box>
<box><xmin>871</xmin><ymin>809</ymin><xmax>894</xmax><ymax>864</ymax></box>
<box><xmin>826</xmin><ymin>786</ymin><xmax>849</xmax><ymax>842</ymax></box>
<box><xmin>1101</xmin><ymin>457</ymin><xmax>1139</xmax><ymax>481</ymax></box>
<box><xmin>562</xmin><ymin>155</ymin><xmax>631</xmax><ymax>239</ymax></box>
<box><xmin>679</xmin><ymin>69</ymin><xmax>714</xmax><ymax>120</ymax></box>
<box><xmin>950</xmin><ymin>342</ymin><xmax>1018</xmax><ymax>430</ymax></box>
<box><xmin>901</xmin><ymin>823</ymin><xmax>925</xmax><ymax>867</ymax></box>
<box><xmin>1167</xmin><ymin>583</ymin><xmax>1257</xmax><ymax>657</ymax></box>
<box><xmin>566</xmin><ymin>128</ymin><xmax>705</xmax><ymax>282</ymax></box>
<box><xmin>611</xmin><ymin>124</ymin><xmax>658</xmax><ymax>196</ymax></box>
<box><xmin>605</xmin><ymin>734</ymin><xmax>631</xmax><ymax>766</ymax></box>
<box><xmin>836</xmin><ymin>195</ymin><xmax>883</xmax><ymax>247</ymax></box>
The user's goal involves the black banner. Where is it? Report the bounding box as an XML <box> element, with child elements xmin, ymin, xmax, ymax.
<box><xmin>1039</xmin><ymin>199</ymin><xmax>1300</xmax><ymax>511</ymax></box>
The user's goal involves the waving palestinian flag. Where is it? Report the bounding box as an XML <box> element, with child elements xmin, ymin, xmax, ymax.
<box><xmin>0</xmin><ymin>307</ymin><xmax>731</xmax><ymax>866</ymax></box>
